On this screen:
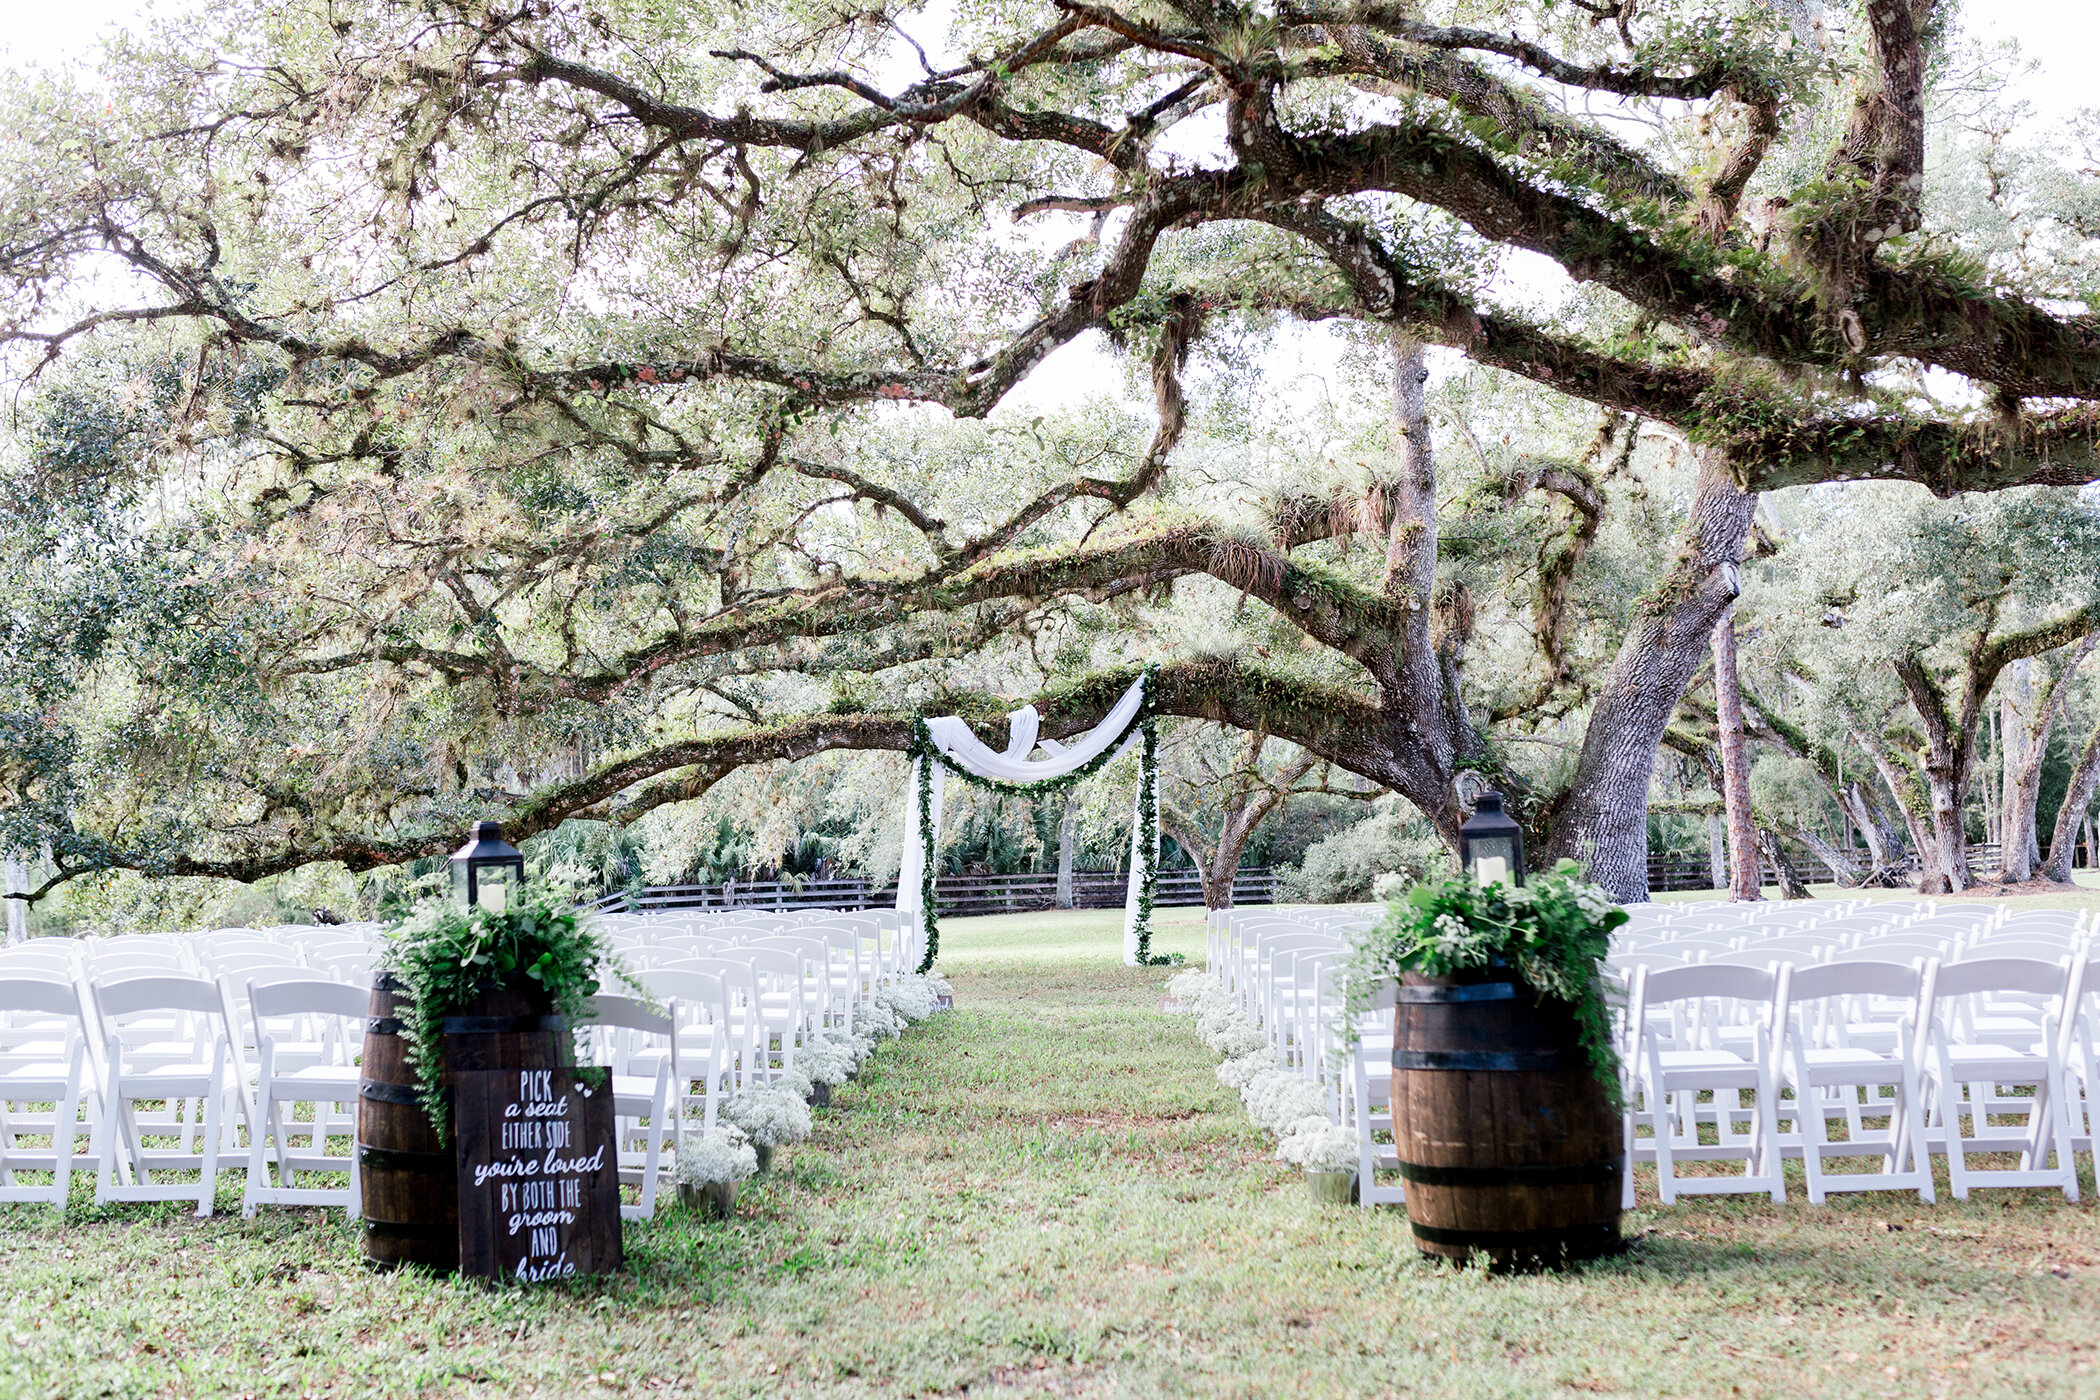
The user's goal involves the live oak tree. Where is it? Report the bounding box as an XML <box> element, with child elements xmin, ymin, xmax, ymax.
<box><xmin>1754</xmin><ymin>484</ymin><xmax>2100</xmax><ymax>892</ymax></box>
<box><xmin>1156</xmin><ymin>720</ymin><xmax>1375</xmax><ymax>909</ymax></box>
<box><xmin>6</xmin><ymin>0</ymin><xmax>2100</xmax><ymax>905</ymax></box>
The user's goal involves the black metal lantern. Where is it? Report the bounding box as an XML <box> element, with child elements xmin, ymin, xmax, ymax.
<box><xmin>1459</xmin><ymin>791</ymin><xmax>1526</xmax><ymax>889</ymax></box>
<box><xmin>450</xmin><ymin>820</ymin><xmax>525</xmax><ymax>912</ymax></box>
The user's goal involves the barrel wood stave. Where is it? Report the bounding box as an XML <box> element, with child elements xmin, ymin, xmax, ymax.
<box><xmin>356</xmin><ymin>975</ymin><xmax>573</xmax><ymax>1273</ymax></box>
<box><xmin>1390</xmin><ymin>967</ymin><xmax>1621</xmax><ymax>1268</ymax></box>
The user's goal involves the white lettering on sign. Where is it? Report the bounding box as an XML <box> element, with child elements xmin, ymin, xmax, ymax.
<box><xmin>457</xmin><ymin>1068</ymin><xmax>619</xmax><ymax>1280</ymax></box>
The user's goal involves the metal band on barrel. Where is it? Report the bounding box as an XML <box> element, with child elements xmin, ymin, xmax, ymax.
<box><xmin>356</xmin><ymin>1142</ymin><xmax>450</xmax><ymax>1171</ymax></box>
<box><xmin>1391</xmin><ymin>1048</ymin><xmax>1573</xmax><ymax>1071</ymax></box>
<box><xmin>1408</xmin><ymin>1221</ymin><xmax>1621</xmax><ymax>1253</ymax></box>
<box><xmin>439</xmin><ymin>1014</ymin><xmax>568</xmax><ymax>1034</ymax></box>
<box><xmin>359</xmin><ymin>1078</ymin><xmax>429</xmax><ymax>1107</ymax></box>
<box><xmin>1396</xmin><ymin>1159</ymin><xmax>1622</xmax><ymax>1188</ymax></box>
<box><xmin>1393</xmin><ymin>982</ymin><xmax>1522</xmax><ymax>1003</ymax></box>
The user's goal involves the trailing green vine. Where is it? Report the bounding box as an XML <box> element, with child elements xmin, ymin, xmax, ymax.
<box><xmin>1130</xmin><ymin>709</ymin><xmax>1171</xmax><ymax>966</ymax></box>
<box><xmin>380</xmin><ymin>881</ymin><xmax>644</xmax><ymax>1138</ymax></box>
<box><xmin>909</xmin><ymin>666</ymin><xmax>1165</xmax><ymax>970</ymax></box>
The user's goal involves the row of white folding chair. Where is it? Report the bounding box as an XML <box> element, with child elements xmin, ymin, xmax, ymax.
<box><xmin>608</xmin><ymin>913</ymin><xmax>895</xmax><ymax>999</ymax></box>
<box><xmin>631</xmin><ymin>968</ymin><xmax>746</xmax><ymax>1125</ymax></box>
<box><xmin>626</xmin><ymin>928</ymin><xmax>865</xmax><ymax>1031</ymax></box>
<box><xmin>1624</xmin><ymin>955</ymin><xmax>2083</xmax><ymax>1206</ymax></box>
<box><xmin>2</xmin><ymin>971</ymin><xmax>685</xmax><ymax>1222</ymax></box>
<box><xmin>4</xmin><ymin>938</ymin><xmax>373</xmax><ymax>991</ymax></box>
<box><xmin>1206</xmin><ymin>907</ymin><xmax>1363</xmax><ymax>995</ymax></box>
<box><xmin>1221</xmin><ymin>915</ymin><xmax>1351</xmax><ymax>1009</ymax></box>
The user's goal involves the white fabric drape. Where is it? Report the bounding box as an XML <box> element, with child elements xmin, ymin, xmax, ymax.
<box><xmin>899</xmin><ymin>675</ymin><xmax>1154</xmax><ymax>965</ymax></box>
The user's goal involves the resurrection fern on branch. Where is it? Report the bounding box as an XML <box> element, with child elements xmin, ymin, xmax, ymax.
<box><xmin>1349</xmin><ymin>859</ymin><xmax>1628</xmax><ymax>1102</ymax></box>
<box><xmin>381</xmin><ymin>881</ymin><xmax>639</xmax><ymax>1137</ymax></box>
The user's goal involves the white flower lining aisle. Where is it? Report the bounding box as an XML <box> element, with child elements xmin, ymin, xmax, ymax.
<box><xmin>0</xmin><ymin>905</ymin><xmax>951</xmax><ymax>1220</ymax></box>
<box><xmin>1178</xmin><ymin>897</ymin><xmax>2100</xmax><ymax>1209</ymax></box>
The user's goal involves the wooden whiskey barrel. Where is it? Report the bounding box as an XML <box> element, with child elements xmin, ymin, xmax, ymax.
<box><xmin>357</xmin><ymin>975</ymin><xmax>573</xmax><ymax>1271</ymax></box>
<box><xmin>1390</xmin><ymin>966</ymin><xmax>1622</xmax><ymax>1269</ymax></box>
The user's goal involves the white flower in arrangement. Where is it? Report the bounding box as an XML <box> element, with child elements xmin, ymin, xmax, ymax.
<box><xmin>1430</xmin><ymin>912</ymin><xmax>1474</xmax><ymax>957</ymax></box>
<box><xmin>1208</xmin><ymin>1017</ymin><xmax>1268</xmax><ymax>1059</ymax></box>
<box><xmin>777</xmin><ymin>1064</ymin><xmax>816</xmax><ymax>1102</ymax></box>
<box><xmin>876</xmin><ymin>974</ymin><xmax>942</xmax><ymax>1023</ymax></box>
<box><xmin>858</xmin><ymin>1001</ymin><xmax>908</xmax><ymax>1041</ymax></box>
<box><xmin>1166</xmin><ymin>969</ymin><xmax>1227</xmax><ymax>1011</ymax></box>
<box><xmin>675</xmin><ymin>1125</ymin><xmax>759</xmax><ymax>1186</ymax></box>
<box><xmin>798</xmin><ymin>1036</ymin><xmax>857</xmax><ymax>1087</ymax></box>
<box><xmin>1276</xmin><ymin>1115</ymin><xmax>1359</xmax><ymax>1173</ymax></box>
<box><xmin>1215</xmin><ymin>1050</ymin><xmax>1276</xmax><ymax>1091</ymax></box>
<box><xmin>1372</xmin><ymin>872</ymin><xmax>1410</xmax><ymax>903</ymax></box>
<box><xmin>723</xmin><ymin>1084</ymin><xmax>814</xmax><ymax>1148</ymax></box>
<box><xmin>1242</xmin><ymin>1070</ymin><xmax>1326</xmax><ymax>1135</ymax></box>
<box><xmin>1196</xmin><ymin>1001</ymin><xmax>1264</xmax><ymax>1053</ymax></box>
<box><xmin>1165</xmin><ymin>969</ymin><xmax>1206</xmax><ymax>1000</ymax></box>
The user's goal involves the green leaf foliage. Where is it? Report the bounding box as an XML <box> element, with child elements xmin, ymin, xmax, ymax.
<box><xmin>1351</xmin><ymin>859</ymin><xmax>1628</xmax><ymax>1102</ymax></box>
<box><xmin>379</xmin><ymin>881</ymin><xmax>641</xmax><ymax>1137</ymax></box>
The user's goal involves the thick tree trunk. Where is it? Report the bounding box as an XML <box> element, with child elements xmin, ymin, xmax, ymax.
<box><xmin>1840</xmin><ymin>782</ymin><xmax>1896</xmax><ymax>870</ymax></box>
<box><xmin>1982</xmin><ymin>703</ymin><xmax>2003</xmax><ymax>849</ymax></box>
<box><xmin>1756</xmin><ymin>827</ymin><xmax>1813</xmax><ymax>899</ymax></box>
<box><xmin>1545</xmin><ymin>448</ymin><xmax>1754</xmax><ymax>901</ymax></box>
<box><xmin>1797</xmin><ymin>828</ymin><xmax>1862</xmax><ymax>886</ymax></box>
<box><xmin>1890</xmin><ymin>656</ymin><xmax>1977</xmax><ymax>894</ymax></box>
<box><xmin>1055</xmin><ymin>800</ymin><xmax>1077</xmax><ymax>909</ymax></box>
<box><xmin>1711</xmin><ymin>603</ymin><xmax>1763</xmax><ymax>902</ymax></box>
<box><xmin>1379</xmin><ymin>332</ymin><xmax>1473</xmax><ymax>844</ymax></box>
<box><xmin>1707</xmin><ymin>813</ymin><xmax>1727</xmax><ymax>891</ymax></box>
<box><xmin>1162</xmin><ymin>747</ymin><xmax>1312</xmax><ymax>913</ymax></box>
<box><xmin>1917</xmin><ymin>770</ymin><xmax>1970</xmax><ymax>894</ymax></box>
<box><xmin>1997</xmin><ymin>659</ymin><xmax>2047</xmax><ymax>880</ymax></box>
<box><xmin>2041</xmin><ymin>715</ymin><xmax>2100</xmax><ymax>883</ymax></box>
<box><xmin>2003</xmin><ymin>641</ymin><xmax>2096</xmax><ymax>882</ymax></box>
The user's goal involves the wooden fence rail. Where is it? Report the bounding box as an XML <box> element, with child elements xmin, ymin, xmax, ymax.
<box><xmin>586</xmin><ymin>867</ymin><xmax>1279</xmax><ymax>916</ymax></box>
<box><xmin>1646</xmin><ymin>842</ymin><xmax>2006</xmax><ymax>893</ymax></box>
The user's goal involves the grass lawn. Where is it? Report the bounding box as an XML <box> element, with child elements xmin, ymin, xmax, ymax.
<box><xmin>5</xmin><ymin>903</ymin><xmax>2100</xmax><ymax>1398</ymax></box>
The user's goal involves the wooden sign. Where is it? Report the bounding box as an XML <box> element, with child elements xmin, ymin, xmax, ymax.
<box><xmin>453</xmin><ymin>1066</ymin><xmax>623</xmax><ymax>1282</ymax></box>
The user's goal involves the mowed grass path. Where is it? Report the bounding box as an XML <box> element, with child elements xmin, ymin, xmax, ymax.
<box><xmin>4</xmin><ymin>906</ymin><xmax>2100</xmax><ymax>1397</ymax></box>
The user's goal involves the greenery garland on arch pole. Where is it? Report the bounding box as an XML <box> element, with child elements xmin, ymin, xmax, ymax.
<box><xmin>905</xmin><ymin>665</ymin><xmax>1172</xmax><ymax>971</ymax></box>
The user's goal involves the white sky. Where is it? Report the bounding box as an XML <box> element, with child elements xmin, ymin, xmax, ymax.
<box><xmin>13</xmin><ymin>0</ymin><xmax>2098</xmax><ymax>116</ymax></box>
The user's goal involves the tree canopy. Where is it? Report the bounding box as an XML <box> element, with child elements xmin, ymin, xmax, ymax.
<box><xmin>4</xmin><ymin>0</ymin><xmax>2100</xmax><ymax>911</ymax></box>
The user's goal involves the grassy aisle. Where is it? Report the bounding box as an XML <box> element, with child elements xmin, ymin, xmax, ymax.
<box><xmin>4</xmin><ymin>908</ymin><xmax>2100</xmax><ymax>1397</ymax></box>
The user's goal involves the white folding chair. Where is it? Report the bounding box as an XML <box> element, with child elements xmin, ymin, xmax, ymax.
<box><xmin>582</xmin><ymin>994</ymin><xmax>680</xmax><ymax>1220</ymax></box>
<box><xmin>1349</xmin><ymin>979</ymin><xmax>1404</xmax><ymax>1208</ymax></box>
<box><xmin>241</xmin><ymin>978</ymin><xmax>363</xmax><ymax>1216</ymax></box>
<box><xmin>637</xmin><ymin>969</ymin><xmax>736</xmax><ymax>1125</ymax></box>
<box><xmin>1775</xmin><ymin>960</ymin><xmax>1935</xmax><ymax>1204</ymax></box>
<box><xmin>1921</xmin><ymin>957</ymin><xmax>2078</xmax><ymax>1200</ymax></box>
<box><xmin>85</xmin><ymin>976</ymin><xmax>237</xmax><ymax>1216</ymax></box>
<box><xmin>0</xmin><ymin>978</ymin><xmax>94</xmax><ymax>1205</ymax></box>
<box><xmin>1626</xmin><ymin>964</ymin><xmax>1787</xmax><ymax>1204</ymax></box>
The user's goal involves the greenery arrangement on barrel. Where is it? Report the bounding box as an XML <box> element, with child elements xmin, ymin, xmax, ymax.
<box><xmin>1349</xmin><ymin>859</ymin><xmax>1629</xmax><ymax>1099</ymax></box>
<box><xmin>381</xmin><ymin>881</ymin><xmax>642</xmax><ymax>1135</ymax></box>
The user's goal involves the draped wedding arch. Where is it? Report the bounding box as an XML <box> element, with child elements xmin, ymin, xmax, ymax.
<box><xmin>897</xmin><ymin>670</ymin><xmax>1167</xmax><ymax>969</ymax></box>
